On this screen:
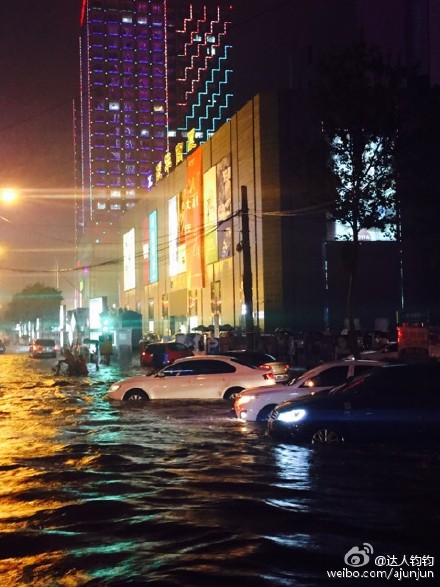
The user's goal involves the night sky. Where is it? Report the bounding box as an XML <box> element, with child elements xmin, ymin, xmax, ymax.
<box><xmin>0</xmin><ymin>0</ymin><xmax>410</xmax><ymax>305</ymax></box>
<box><xmin>0</xmin><ymin>0</ymin><xmax>83</xmax><ymax>305</ymax></box>
<box><xmin>0</xmin><ymin>0</ymin><xmax>272</xmax><ymax>304</ymax></box>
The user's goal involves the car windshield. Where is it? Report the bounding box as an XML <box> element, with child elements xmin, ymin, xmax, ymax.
<box><xmin>36</xmin><ymin>339</ymin><xmax>55</xmax><ymax>346</ymax></box>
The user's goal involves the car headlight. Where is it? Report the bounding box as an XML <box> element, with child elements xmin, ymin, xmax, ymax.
<box><xmin>109</xmin><ymin>384</ymin><xmax>121</xmax><ymax>392</ymax></box>
<box><xmin>236</xmin><ymin>394</ymin><xmax>256</xmax><ymax>405</ymax></box>
<box><xmin>277</xmin><ymin>408</ymin><xmax>307</xmax><ymax>423</ymax></box>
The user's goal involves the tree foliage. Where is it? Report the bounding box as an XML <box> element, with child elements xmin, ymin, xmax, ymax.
<box><xmin>5</xmin><ymin>282</ymin><xmax>63</xmax><ymax>325</ymax></box>
<box><xmin>312</xmin><ymin>42</ymin><xmax>405</xmax><ymax>343</ymax></box>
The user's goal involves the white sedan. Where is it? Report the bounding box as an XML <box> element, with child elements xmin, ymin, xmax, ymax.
<box><xmin>234</xmin><ymin>359</ymin><xmax>386</xmax><ymax>421</ymax></box>
<box><xmin>108</xmin><ymin>355</ymin><xmax>276</xmax><ymax>401</ymax></box>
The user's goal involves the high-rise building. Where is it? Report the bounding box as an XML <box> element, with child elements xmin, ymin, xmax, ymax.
<box><xmin>77</xmin><ymin>0</ymin><xmax>233</xmax><ymax>237</ymax></box>
<box><xmin>75</xmin><ymin>0</ymin><xmax>233</xmax><ymax>308</ymax></box>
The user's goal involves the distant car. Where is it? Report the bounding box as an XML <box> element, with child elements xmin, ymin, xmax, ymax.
<box><xmin>139</xmin><ymin>341</ymin><xmax>194</xmax><ymax>368</ymax></box>
<box><xmin>108</xmin><ymin>355</ymin><xmax>276</xmax><ymax>401</ymax></box>
<box><xmin>267</xmin><ymin>362</ymin><xmax>440</xmax><ymax>445</ymax></box>
<box><xmin>29</xmin><ymin>338</ymin><xmax>57</xmax><ymax>358</ymax></box>
<box><xmin>222</xmin><ymin>350</ymin><xmax>290</xmax><ymax>383</ymax></box>
<box><xmin>234</xmin><ymin>359</ymin><xmax>386</xmax><ymax>421</ymax></box>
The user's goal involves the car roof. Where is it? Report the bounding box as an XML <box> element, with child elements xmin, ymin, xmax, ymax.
<box><xmin>173</xmin><ymin>354</ymin><xmax>242</xmax><ymax>363</ymax></box>
<box><xmin>297</xmin><ymin>359</ymin><xmax>386</xmax><ymax>375</ymax></box>
<box><xmin>224</xmin><ymin>350</ymin><xmax>277</xmax><ymax>360</ymax></box>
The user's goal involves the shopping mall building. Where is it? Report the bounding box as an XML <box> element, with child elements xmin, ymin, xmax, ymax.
<box><xmin>101</xmin><ymin>90</ymin><xmax>401</xmax><ymax>339</ymax></box>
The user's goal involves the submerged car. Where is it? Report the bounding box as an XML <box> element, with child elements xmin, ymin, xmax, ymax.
<box><xmin>234</xmin><ymin>359</ymin><xmax>385</xmax><ymax>421</ymax></box>
<box><xmin>29</xmin><ymin>338</ymin><xmax>58</xmax><ymax>358</ymax></box>
<box><xmin>223</xmin><ymin>350</ymin><xmax>290</xmax><ymax>383</ymax></box>
<box><xmin>108</xmin><ymin>355</ymin><xmax>276</xmax><ymax>401</ymax></box>
<box><xmin>139</xmin><ymin>341</ymin><xmax>194</xmax><ymax>368</ymax></box>
<box><xmin>267</xmin><ymin>362</ymin><xmax>440</xmax><ymax>445</ymax></box>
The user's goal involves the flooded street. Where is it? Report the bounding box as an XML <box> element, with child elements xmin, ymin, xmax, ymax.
<box><xmin>0</xmin><ymin>350</ymin><xmax>439</xmax><ymax>586</ymax></box>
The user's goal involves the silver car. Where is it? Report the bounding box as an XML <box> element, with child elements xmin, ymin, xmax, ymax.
<box><xmin>234</xmin><ymin>360</ymin><xmax>386</xmax><ymax>421</ymax></box>
<box><xmin>108</xmin><ymin>355</ymin><xmax>276</xmax><ymax>401</ymax></box>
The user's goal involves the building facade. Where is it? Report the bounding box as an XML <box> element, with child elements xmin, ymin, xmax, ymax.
<box><xmin>76</xmin><ymin>0</ymin><xmax>233</xmax><ymax>308</ymax></box>
<box><xmin>111</xmin><ymin>91</ymin><xmax>401</xmax><ymax>338</ymax></box>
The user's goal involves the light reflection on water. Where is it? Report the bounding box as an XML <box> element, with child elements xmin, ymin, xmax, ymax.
<box><xmin>0</xmin><ymin>351</ymin><xmax>439</xmax><ymax>586</ymax></box>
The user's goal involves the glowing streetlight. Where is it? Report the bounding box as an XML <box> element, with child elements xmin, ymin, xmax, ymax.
<box><xmin>1</xmin><ymin>188</ymin><xmax>18</xmax><ymax>204</ymax></box>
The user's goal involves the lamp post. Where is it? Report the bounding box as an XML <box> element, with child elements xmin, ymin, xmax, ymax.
<box><xmin>240</xmin><ymin>185</ymin><xmax>255</xmax><ymax>350</ymax></box>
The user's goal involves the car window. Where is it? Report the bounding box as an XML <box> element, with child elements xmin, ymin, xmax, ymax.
<box><xmin>146</xmin><ymin>344</ymin><xmax>162</xmax><ymax>354</ymax></box>
<box><xmin>196</xmin><ymin>360</ymin><xmax>236</xmax><ymax>374</ymax></box>
<box><xmin>229</xmin><ymin>356</ymin><xmax>260</xmax><ymax>367</ymax></box>
<box><xmin>36</xmin><ymin>339</ymin><xmax>55</xmax><ymax>346</ymax></box>
<box><xmin>161</xmin><ymin>361</ymin><xmax>196</xmax><ymax>376</ymax></box>
<box><xmin>304</xmin><ymin>365</ymin><xmax>348</xmax><ymax>388</ymax></box>
<box><xmin>162</xmin><ymin>359</ymin><xmax>236</xmax><ymax>376</ymax></box>
<box><xmin>353</xmin><ymin>365</ymin><xmax>382</xmax><ymax>377</ymax></box>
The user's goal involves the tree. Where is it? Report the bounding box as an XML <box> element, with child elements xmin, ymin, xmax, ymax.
<box><xmin>5</xmin><ymin>282</ymin><xmax>63</xmax><ymax>329</ymax></box>
<box><xmin>312</xmin><ymin>43</ymin><xmax>405</xmax><ymax>354</ymax></box>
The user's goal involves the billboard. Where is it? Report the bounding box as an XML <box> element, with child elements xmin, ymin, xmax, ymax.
<box><xmin>169</xmin><ymin>195</ymin><xmax>186</xmax><ymax>276</ymax></box>
<box><xmin>203</xmin><ymin>166</ymin><xmax>218</xmax><ymax>264</ymax></box>
<box><xmin>149</xmin><ymin>210</ymin><xmax>158</xmax><ymax>284</ymax></box>
<box><xmin>183</xmin><ymin>148</ymin><xmax>204</xmax><ymax>289</ymax></box>
<box><xmin>216</xmin><ymin>155</ymin><xmax>232</xmax><ymax>258</ymax></box>
<box><xmin>123</xmin><ymin>228</ymin><xmax>136</xmax><ymax>291</ymax></box>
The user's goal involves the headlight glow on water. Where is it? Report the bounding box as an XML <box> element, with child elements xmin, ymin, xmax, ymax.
<box><xmin>278</xmin><ymin>408</ymin><xmax>306</xmax><ymax>423</ymax></box>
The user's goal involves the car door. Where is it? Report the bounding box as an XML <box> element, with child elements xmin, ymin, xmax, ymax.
<box><xmin>150</xmin><ymin>359</ymin><xmax>230</xmax><ymax>399</ymax></box>
<box><xmin>339</xmin><ymin>368</ymin><xmax>417</xmax><ymax>442</ymax></box>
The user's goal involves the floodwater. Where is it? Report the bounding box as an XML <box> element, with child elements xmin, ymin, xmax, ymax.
<box><xmin>0</xmin><ymin>350</ymin><xmax>439</xmax><ymax>586</ymax></box>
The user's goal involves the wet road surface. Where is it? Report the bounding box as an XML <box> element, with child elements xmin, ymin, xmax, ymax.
<box><xmin>0</xmin><ymin>350</ymin><xmax>439</xmax><ymax>585</ymax></box>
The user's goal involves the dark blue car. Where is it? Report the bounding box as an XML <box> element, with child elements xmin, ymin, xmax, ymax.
<box><xmin>267</xmin><ymin>362</ymin><xmax>440</xmax><ymax>445</ymax></box>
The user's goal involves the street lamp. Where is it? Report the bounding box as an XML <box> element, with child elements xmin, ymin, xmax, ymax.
<box><xmin>1</xmin><ymin>188</ymin><xmax>18</xmax><ymax>204</ymax></box>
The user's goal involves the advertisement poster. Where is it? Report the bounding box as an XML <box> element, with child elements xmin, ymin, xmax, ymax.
<box><xmin>203</xmin><ymin>166</ymin><xmax>218</xmax><ymax>265</ymax></box>
<box><xmin>169</xmin><ymin>195</ymin><xmax>186</xmax><ymax>276</ymax></box>
<box><xmin>216</xmin><ymin>155</ymin><xmax>232</xmax><ymax>258</ymax></box>
<box><xmin>183</xmin><ymin>148</ymin><xmax>204</xmax><ymax>289</ymax></box>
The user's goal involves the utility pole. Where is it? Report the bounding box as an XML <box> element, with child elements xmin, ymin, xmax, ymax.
<box><xmin>240</xmin><ymin>185</ymin><xmax>254</xmax><ymax>349</ymax></box>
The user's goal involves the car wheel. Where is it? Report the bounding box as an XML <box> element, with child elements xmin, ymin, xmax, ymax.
<box><xmin>256</xmin><ymin>404</ymin><xmax>277</xmax><ymax>421</ymax></box>
<box><xmin>311</xmin><ymin>428</ymin><xmax>343</xmax><ymax>445</ymax></box>
<box><xmin>124</xmin><ymin>388</ymin><xmax>149</xmax><ymax>401</ymax></box>
<box><xmin>223</xmin><ymin>387</ymin><xmax>244</xmax><ymax>400</ymax></box>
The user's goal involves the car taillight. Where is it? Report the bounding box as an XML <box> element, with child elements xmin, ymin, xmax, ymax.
<box><xmin>258</xmin><ymin>364</ymin><xmax>272</xmax><ymax>370</ymax></box>
<box><xmin>263</xmin><ymin>373</ymin><xmax>275</xmax><ymax>381</ymax></box>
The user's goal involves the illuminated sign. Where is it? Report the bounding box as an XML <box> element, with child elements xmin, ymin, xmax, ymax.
<box><xmin>187</xmin><ymin>128</ymin><xmax>197</xmax><ymax>152</ymax></box>
<box><xmin>89</xmin><ymin>297</ymin><xmax>105</xmax><ymax>330</ymax></box>
<box><xmin>164</xmin><ymin>151</ymin><xmax>172</xmax><ymax>174</ymax></box>
<box><xmin>203</xmin><ymin>166</ymin><xmax>218</xmax><ymax>264</ymax></box>
<box><xmin>123</xmin><ymin>228</ymin><xmax>136</xmax><ymax>291</ymax></box>
<box><xmin>175</xmin><ymin>142</ymin><xmax>185</xmax><ymax>164</ymax></box>
<box><xmin>155</xmin><ymin>161</ymin><xmax>163</xmax><ymax>183</ymax></box>
<box><xmin>149</xmin><ymin>210</ymin><xmax>158</xmax><ymax>283</ymax></box>
<box><xmin>169</xmin><ymin>196</ymin><xmax>186</xmax><ymax>277</ymax></box>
